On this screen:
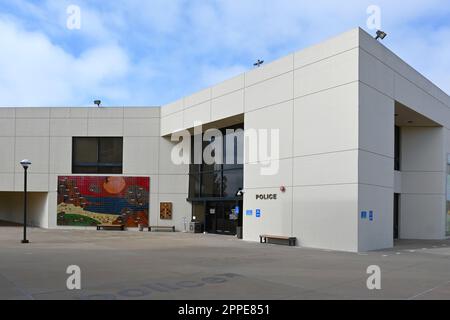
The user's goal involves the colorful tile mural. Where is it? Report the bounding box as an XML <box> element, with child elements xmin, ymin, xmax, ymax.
<box><xmin>57</xmin><ymin>176</ymin><xmax>150</xmax><ymax>227</ymax></box>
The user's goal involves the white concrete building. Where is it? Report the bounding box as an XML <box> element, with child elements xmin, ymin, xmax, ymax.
<box><xmin>0</xmin><ymin>28</ymin><xmax>449</xmax><ymax>252</ymax></box>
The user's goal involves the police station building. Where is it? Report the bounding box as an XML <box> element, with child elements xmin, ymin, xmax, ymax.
<box><xmin>0</xmin><ymin>28</ymin><xmax>449</xmax><ymax>252</ymax></box>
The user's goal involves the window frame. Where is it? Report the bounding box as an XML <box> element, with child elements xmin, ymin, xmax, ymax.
<box><xmin>72</xmin><ymin>137</ymin><xmax>123</xmax><ymax>174</ymax></box>
<box><xmin>395</xmin><ymin>126</ymin><xmax>401</xmax><ymax>171</ymax></box>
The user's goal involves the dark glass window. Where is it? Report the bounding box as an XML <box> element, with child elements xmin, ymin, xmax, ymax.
<box><xmin>190</xmin><ymin>163</ymin><xmax>201</xmax><ymax>174</ymax></box>
<box><xmin>395</xmin><ymin>126</ymin><xmax>401</xmax><ymax>171</ymax></box>
<box><xmin>188</xmin><ymin>124</ymin><xmax>243</xmax><ymax>199</ymax></box>
<box><xmin>222</xmin><ymin>169</ymin><xmax>243</xmax><ymax>197</ymax></box>
<box><xmin>201</xmin><ymin>137</ymin><xmax>223</xmax><ymax>172</ymax></box>
<box><xmin>189</xmin><ymin>173</ymin><xmax>201</xmax><ymax>198</ymax></box>
<box><xmin>72</xmin><ymin>137</ymin><xmax>123</xmax><ymax>174</ymax></box>
<box><xmin>201</xmin><ymin>171</ymin><xmax>222</xmax><ymax>197</ymax></box>
<box><xmin>224</xmin><ymin>128</ymin><xmax>244</xmax><ymax>170</ymax></box>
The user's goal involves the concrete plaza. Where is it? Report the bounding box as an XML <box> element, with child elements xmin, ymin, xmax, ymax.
<box><xmin>0</xmin><ymin>227</ymin><xmax>449</xmax><ymax>300</ymax></box>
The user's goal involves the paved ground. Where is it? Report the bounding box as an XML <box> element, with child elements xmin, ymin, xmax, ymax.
<box><xmin>0</xmin><ymin>227</ymin><xmax>449</xmax><ymax>300</ymax></box>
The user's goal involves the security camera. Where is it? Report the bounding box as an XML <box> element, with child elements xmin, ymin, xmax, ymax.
<box><xmin>94</xmin><ymin>100</ymin><xmax>101</xmax><ymax>107</ymax></box>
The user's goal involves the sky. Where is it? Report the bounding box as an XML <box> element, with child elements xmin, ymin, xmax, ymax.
<box><xmin>0</xmin><ymin>0</ymin><xmax>449</xmax><ymax>107</ymax></box>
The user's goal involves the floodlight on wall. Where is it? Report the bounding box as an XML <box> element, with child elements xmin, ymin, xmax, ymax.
<box><xmin>94</xmin><ymin>100</ymin><xmax>102</xmax><ymax>107</ymax></box>
<box><xmin>375</xmin><ymin>30</ymin><xmax>387</xmax><ymax>41</ymax></box>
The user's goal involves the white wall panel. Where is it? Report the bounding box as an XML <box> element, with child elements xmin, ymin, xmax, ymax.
<box><xmin>294</xmin><ymin>83</ymin><xmax>359</xmax><ymax>156</ymax></box>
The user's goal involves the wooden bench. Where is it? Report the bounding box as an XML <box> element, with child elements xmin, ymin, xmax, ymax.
<box><xmin>97</xmin><ymin>224</ymin><xmax>125</xmax><ymax>231</ymax></box>
<box><xmin>148</xmin><ymin>226</ymin><xmax>176</xmax><ymax>232</ymax></box>
<box><xmin>260</xmin><ymin>235</ymin><xmax>296</xmax><ymax>247</ymax></box>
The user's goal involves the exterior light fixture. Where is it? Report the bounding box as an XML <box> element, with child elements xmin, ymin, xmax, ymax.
<box><xmin>236</xmin><ymin>189</ymin><xmax>245</xmax><ymax>197</ymax></box>
<box><xmin>20</xmin><ymin>159</ymin><xmax>31</xmax><ymax>244</ymax></box>
<box><xmin>375</xmin><ymin>30</ymin><xmax>387</xmax><ymax>41</ymax></box>
<box><xmin>253</xmin><ymin>59</ymin><xmax>264</xmax><ymax>67</ymax></box>
<box><xmin>94</xmin><ymin>100</ymin><xmax>102</xmax><ymax>107</ymax></box>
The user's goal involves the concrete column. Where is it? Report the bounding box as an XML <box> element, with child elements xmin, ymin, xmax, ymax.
<box><xmin>400</xmin><ymin>127</ymin><xmax>446</xmax><ymax>239</ymax></box>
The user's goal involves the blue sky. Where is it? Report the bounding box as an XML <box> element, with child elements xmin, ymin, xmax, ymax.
<box><xmin>0</xmin><ymin>0</ymin><xmax>449</xmax><ymax>107</ymax></box>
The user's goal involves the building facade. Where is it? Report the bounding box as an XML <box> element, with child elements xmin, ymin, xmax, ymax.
<box><xmin>0</xmin><ymin>28</ymin><xmax>449</xmax><ymax>252</ymax></box>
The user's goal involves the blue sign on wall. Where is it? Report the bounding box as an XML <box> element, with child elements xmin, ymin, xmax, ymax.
<box><xmin>361</xmin><ymin>211</ymin><xmax>367</xmax><ymax>219</ymax></box>
<box><xmin>256</xmin><ymin>209</ymin><xmax>261</xmax><ymax>218</ymax></box>
<box><xmin>246</xmin><ymin>210</ymin><xmax>253</xmax><ymax>216</ymax></box>
<box><xmin>369</xmin><ymin>211</ymin><xmax>374</xmax><ymax>221</ymax></box>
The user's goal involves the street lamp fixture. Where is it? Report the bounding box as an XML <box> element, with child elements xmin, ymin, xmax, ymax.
<box><xmin>20</xmin><ymin>159</ymin><xmax>31</xmax><ymax>244</ymax></box>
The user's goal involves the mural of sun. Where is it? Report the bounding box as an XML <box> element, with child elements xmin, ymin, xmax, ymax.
<box><xmin>57</xmin><ymin>176</ymin><xmax>150</xmax><ymax>228</ymax></box>
<box><xmin>104</xmin><ymin>177</ymin><xmax>126</xmax><ymax>194</ymax></box>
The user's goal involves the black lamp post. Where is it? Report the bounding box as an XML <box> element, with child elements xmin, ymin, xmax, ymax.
<box><xmin>20</xmin><ymin>159</ymin><xmax>31</xmax><ymax>244</ymax></box>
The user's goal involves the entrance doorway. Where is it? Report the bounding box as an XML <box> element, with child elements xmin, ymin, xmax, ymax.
<box><xmin>187</xmin><ymin>123</ymin><xmax>244</xmax><ymax>236</ymax></box>
<box><xmin>394</xmin><ymin>193</ymin><xmax>400</xmax><ymax>239</ymax></box>
<box><xmin>191</xmin><ymin>201</ymin><xmax>242</xmax><ymax>235</ymax></box>
<box><xmin>205</xmin><ymin>201</ymin><xmax>242</xmax><ymax>235</ymax></box>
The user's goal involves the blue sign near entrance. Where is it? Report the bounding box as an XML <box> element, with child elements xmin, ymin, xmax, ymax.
<box><xmin>361</xmin><ymin>211</ymin><xmax>374</xmax><ymax>221</ymax></box>
<box><xmin>256</xmin><ymin>209</ymin><xmax>261</xmax><ymax>218</ymax></box>
<box><xmin>246</xmin><ymin>210</ymin><xmax>253</xmax><ymax>216</ymax></box>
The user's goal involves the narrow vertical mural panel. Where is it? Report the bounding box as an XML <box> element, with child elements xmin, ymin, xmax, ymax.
<box><xmin>57</xmin><ymin>176</ymin><xmax>150</xmax><ymax>227</ymax></box>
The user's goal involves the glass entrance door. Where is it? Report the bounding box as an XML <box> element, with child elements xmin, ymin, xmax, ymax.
<box><xmin>217</xmin><ymin>202</ymin><xmax>237</xmax><ymax>235</ymax></box>
<box><xmin>205</xmin><ymin>202</ymin><xmax>219</xmax><ymax>234</ymax></box>
<box><xmin>205</xmin><ymin>201</ymin><xmax>240</xmax><ymax>235</ymax></box>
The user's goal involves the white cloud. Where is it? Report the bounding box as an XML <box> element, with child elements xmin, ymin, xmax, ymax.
<box><xmin>0</xmin><ymin>17</ymin><xmax>131</xmax><ymax>106</ymax></box>
<box><xmin>0</xmin><ymin>0</ymin><xmax>449</xmax><ymax>107</ymax></box>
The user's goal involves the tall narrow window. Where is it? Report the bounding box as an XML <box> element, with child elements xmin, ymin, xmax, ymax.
<box><xmin>188</xmin><ymin>125</ymin><xmax>243</xmax><ymax>200</ymax></box>
<box><xmin>72</xmin><ymin>137</ymin><xmax>123</xmax><ymax>174</ymax></box>
<box><xmin>395</xmin><ymin>126</ymin><xmax>401</xmax><ymax>171</ymax></box>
